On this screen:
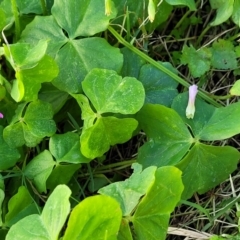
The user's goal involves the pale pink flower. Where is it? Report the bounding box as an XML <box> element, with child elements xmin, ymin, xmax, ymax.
<box><xmin>0</xmin><ymin>113</ymin><xmax>3</xmax><ymax>118</ymax></box>
<box><xmin>186</xmin><ymin>85</ymin><xmax>198</xmax><ymax>119</ymax></box>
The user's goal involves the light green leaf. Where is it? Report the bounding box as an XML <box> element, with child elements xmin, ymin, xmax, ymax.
<box><xmin>230</xmin><ymin>80</ymin><xmax>240</xmax><ymax>96</ymax></box>
<box><xmin>6</xmin><ymin>215</ymin><xmax>50</xmax><ymax>240</ymax></box>
<box><xmin>14</xmin><ymin>55</ymin><xmax>59</xmax><ymax>102</ymax></box>
<box><xmin>0</xmin><ymin>126</ymin><xmax>20</xmax><ymax>170</ymax></box>
<box><xmin>210</xmin><ymin>0</ymin><xmax>234</xmax><ymax>26</ymax></box>
<box><xmin>20</xmin><ymin>16</ymin><xmax>68</xmax><ymax>57</ymax></box>
<box><xmin>41</xmin><ymin>185</ymin><xmax>71</xmax><ymax>240</ymax></box>
<box><xmin>136</xmin><ymin>104</ymin><xmax>193</xmax><ymax>168</ymax></box>
<box><xmin>53</xmin><ymin>39</ymin><xmax>123</xmax><ymax>94</ymax></box>
<box><xmin>81</xmin><ymin>117</ymin><xmax>138</xmax><ymax>159</ymax></box>
<box><xmin>71</xmin><ymin>94</ymin><xmax>96</xmax><ymax>129</ymax></box>
<box><xmin>181</xmin><ymin>45</ymin><xmax>212</xmax><ymax>78</ymax></box>
<box><xmin>210</xmin><ymin>39</ymin><xmax>237</xmax><ymax>70</ymax></box>
<box><xmin>63</xmin><ymin>195</ymin><xmax>122</xmax><ymax>240</ymax></box>
<box><xmin>232</xmin><ymin>0</ymin><xmax>240</xmax><ymax>27</ymax></box>
<box><xmin>165</xmin><ymin>0</ymin><xmax>196</xmax><ymax>10</ymax></box>
<box><xmin>132</xmin><ymin>166</ymin><xmax>183</xmax><ymax>240</ymax></box>
<box><xmin>99</xmin><ymin>163</ymin><xmax>156</xmax><ymax>216</ymax></box>
<box><xmin>49</xmin><ymin>132</ymin><xmax>90</xmax><ymax>163</ymax></box>
<box><xmin>24</xmin><ymin>150</ymin><xmax>56</xmax><ymax>193</ymax></box>
<box><xmin>176</xmin><ymin>143</ymin><xmax>239</xmax><ymax>199</ymax></box>
<box><xmin>4</xmin><ymin>186</ymin><xmax>39</xmax><ymax>227</ymax></box>
<box><xmin>138</xmin><ymin>62</ymin><xmax>178</xmax><ymax>106</ymax></box>
<box><xmin>3</xmin><ymin>40</ymin><xmax>48</xmax><ymax>70</ymax></box>
<box><xmin>0</xmin><ymin>189</ymin><xmax>4</xmax><ymax>226</ymax></box>
<box><xmin>82</xmin><ymin>69</ymin><xmax>145</xmax><ymax>114</ymax></box>
<box><xmin>51</xmin><ymin>0</ymin><xmax>116</xmax><ymax>38</ymax></box>
<box><xmin>6</xmin><ymin>185</ymin><xmax>71</xmax><ymax>240</ymax></box>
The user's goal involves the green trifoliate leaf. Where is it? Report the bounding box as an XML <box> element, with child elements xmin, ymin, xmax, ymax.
<box><xmin>49</xmin><ymin>132</ymin><xmax>90</xmax><ymax>163</ymax></box>
<box><xmin>3</xmin><ymin>40</ymin><xmax>48</xmax><ymax>70</ymax></box>
<box><xmin>177</xmin><ymin>143</ymin><xmax>239</xmax><ymax>200</ymax></box>
<box><xmin>138</xmin><ymin>62</ymin><xmax>178</xmax><ymax>106</ymax></box>
<box><xmin>52</xmin><ymin>0</ymin><xmax>117</xmax><ymax>38</ymax></box>
<box><xmin>3</xmin><ymin>100</ymin><xmax>56</xmax><ymax>147</ymax></box>
<box><xmin>82</xmin><ymin>68</ymin><xmax>145</xmax><ymax>114</ymax></box>
<box><xmin>136</xmin><ymin>104</ymin><xmax>193</xmax><ymax>168</ymax></box>
<box><xmin>52</xmin><ymin>39</ymin><xmax>123</xmax><ymax>94</ymax></box>
<box><xmin>80</xmin><ymin>117</ymin><xmax>138</xmax><ymax>159</ymax></box>
<box><xmin>172</xmin><ymin>92</ymin><xmax>240</xmax><ymax>141</ymax></box>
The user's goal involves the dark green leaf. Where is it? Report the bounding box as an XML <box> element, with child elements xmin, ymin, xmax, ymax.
<box><xmin>4</xmin><ymin>186</ymin><xmax>39</xmax><ymax>227</ymax></box>
<box><xmin>49</xmin><ymin>132</ymin><xmax>90</xmax><ymax>163</ymax></box>
<box><xmin>138</xmin><ymin>62</ymin><xmax>178</xmax><ymax>106</ymax></box>
<box><xmin>0</xmin><ymin>126</ymin><xmax>20</xmax><ymax>170</ymax></box>
<box><xmin>51</xmin><ymin>0</ymin><xmax>117</xmax><ymax>38</ymax></box>
<box><xmin>53</xmin><ymin>39</ymin><xmax>123</xmax><ymax>94</ymax></box>
<box><xmin>24</xmin><ymin>150</ymin><xmax>55</xmax><ymax>193</ymax></box>
<box><xmin>176</xmin><ymin>143</ymin><xmax>240</xmax><ymax>199</ymax></box>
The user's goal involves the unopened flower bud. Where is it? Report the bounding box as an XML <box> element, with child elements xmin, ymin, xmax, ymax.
<box><xmin>186</xmin><ymin>84</ymin><xmax>198</xmax><ymax>119</ymax></box>
<box><xmin>148</xmin><ymin>0</ymin><xmax>156</xmax><ymax>23</ymax></box>
<box><xmin>105</xmin><ymin>0</ymin><xmax>112</xmax><ymax>16</ymax></box>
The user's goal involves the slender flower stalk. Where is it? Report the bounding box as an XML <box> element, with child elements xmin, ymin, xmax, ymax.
<box><xmin>186</xmin><ymin>84</ymin><xmax>198</xmax><ymax>119</ymax></box>
<box><xmin>0</xmin><ymin>113</ymin><xmax>3</xmax><ymax>118</ymax></box>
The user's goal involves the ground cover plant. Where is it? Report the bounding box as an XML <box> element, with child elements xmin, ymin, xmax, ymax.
<box><xmin>0</xmin><ymin>0</ymin><xmax>240</xmax><ymax>239</ymax></box>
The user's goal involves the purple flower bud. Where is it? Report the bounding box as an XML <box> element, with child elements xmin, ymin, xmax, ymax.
<box><xmin>186</xmin><ymin>84</ymin><xmax>198</xmax><ymax>119</ymax></box>
<box><xmin>0</xmin><ymin>112</ymin><xmax>3</xmax><ymax>118</ymax></box>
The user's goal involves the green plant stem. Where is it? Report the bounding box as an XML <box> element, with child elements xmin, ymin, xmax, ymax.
<box><xmin>196</xmin><ymin>25</ymin><xmax>211</xmax><ymax>46</ymax></box>
<box><xmin>108</xmin><ymin>26</ymin><xmax>222</xmax><ymax>107</ymax></box>
<box><xmin>11</xmin><ymin>0</ymin><xmax>21</xmax><ymax>41</ymax></box>
<box><xmin>97</xmin><ymin>159</ymin><xmax>136</xmax><ymax>171</ymax></box>
<box><xmin>40</xmin><ymin>0</ymin><xmax>47</xmax><ymax>15</ymax></box>
<box><xmin>209</xmin><ymin>94</ymin><xmax>232</xmax><ymax>100</ymax></box>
